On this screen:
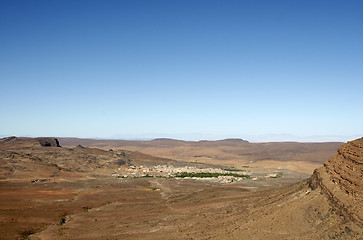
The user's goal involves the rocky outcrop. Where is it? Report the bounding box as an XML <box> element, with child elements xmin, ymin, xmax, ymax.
<box><xmin>308</xmin><ymin>137</ymin><xmax>363</xmax><ymax>228</ymax></box>
<box><xmin>37</xmin><ymin>138</ymin><xmax>61</xmax><ymax>147</ymax></box>
<box><xmin>0</xmin><ymin>137</ymin><xmax>61</xmax><ymax>149</ymax></box>
<box><xmin>0</xmin><ymin>136</ymin><xmax>18</xmax><ymax>143</ymax></box>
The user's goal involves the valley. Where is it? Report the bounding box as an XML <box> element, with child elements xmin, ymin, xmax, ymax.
<box><xmin>0</xmin><ymin>137</ymin><xmax>361</xmax><ymax>239</ymax></box>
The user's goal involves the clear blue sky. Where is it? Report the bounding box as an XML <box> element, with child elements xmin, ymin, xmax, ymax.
<box><xmin>1</xmin><ymin>0</ymin><xmax>362</xmax><ymax>142</ymax></box>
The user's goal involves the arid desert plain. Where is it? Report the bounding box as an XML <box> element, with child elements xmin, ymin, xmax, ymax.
<box><xmin>0</xmin><ymin>136</ymin><xmax>362</xmax><ymax>239</ymax></box>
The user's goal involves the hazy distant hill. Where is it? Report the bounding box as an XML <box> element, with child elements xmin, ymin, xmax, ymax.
<box><xmin>59</xmin><ymin>137</ymin><xmax>342</xmax><ymax>174</ymax></box>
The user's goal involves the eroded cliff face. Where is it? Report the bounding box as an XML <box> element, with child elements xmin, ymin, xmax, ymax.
<box><xmin>309</xmin><ymin>137</ymin><xmax>363</xmax><ymax>233</ymax></box>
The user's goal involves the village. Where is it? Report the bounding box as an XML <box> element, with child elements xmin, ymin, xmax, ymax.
<box><xmin>112</xmin><ymin>164</ymin><xmax>283</xmax><ymax>184</ymax></box>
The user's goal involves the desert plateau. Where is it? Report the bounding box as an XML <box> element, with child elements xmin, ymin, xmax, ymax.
<box><xmin>0</xmin><ymin>136</ymin><xmax>361</xmax><ymax>239</ymax></box>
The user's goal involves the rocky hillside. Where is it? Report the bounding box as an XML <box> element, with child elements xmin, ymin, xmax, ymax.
<box><xmin>308</xmin><ymin>137</ymin><xmax>363</xmax><ymax>233</ymax></box>
<box><xmin>0</xmin><ymin>136</ymin><xmax>61</xmax><ymax>148</ymax></box>
<box><xmin>0</xmin><ymin>137</ymin><xmax>174</xmax><ymax>181</ymax></box>
<box><xmin>168</xmin><ymin>138</ymin><xmax>363</xmax><ymax>239</ymax></box>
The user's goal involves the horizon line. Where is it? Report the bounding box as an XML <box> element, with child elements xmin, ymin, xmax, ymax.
<box><xmin>1</xmin><ymin>135</ymin><xmax>361</xmax><ymax>143</ymax></box>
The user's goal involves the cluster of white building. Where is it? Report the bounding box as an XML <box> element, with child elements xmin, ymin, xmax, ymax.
<box><xmin>112</xmin><ymin>164</ymin><xmax>259</xmax><ymax>183</ymax></box>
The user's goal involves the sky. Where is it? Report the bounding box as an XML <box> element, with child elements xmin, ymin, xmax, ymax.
<box><xmin>1</xmin><ymin>0</ymin><xmax>362</xmax><ymax>142</ymax></box>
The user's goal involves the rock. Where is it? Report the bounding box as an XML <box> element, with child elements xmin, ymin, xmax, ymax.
<box><xmin>308</xmin><ymin>137</ymin><xmax>363</xmax><ymax>226</ymax></box>
<box><xmin>37</xmin><ymin>138</ymin><xmax>61</xmax><ymax>147</ymax></box>
<box><xmin>1</xmin><ymin>136</ymin><xmax>17</xmax><ymax>142</ymax></box>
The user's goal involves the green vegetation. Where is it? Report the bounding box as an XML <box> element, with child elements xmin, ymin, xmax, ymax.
<box><xmin>142</xmin><ymin>174</ymin><xmax>153</xmax><ymax>178</ymax></box>
<box><xmin>223</xmin><ymin>168</ymin><xmax>244</xmax><ymax>172</ymax></box>
<box><xmin>270</xmin><ymin>172</ymin><xmax>283</xmax><ymax>178</ymax></box>
<box><xmin>175</xmin><ymin>172</ymin><xmax>251</xmax><ymax>179</ymax></box>
<box><xmin>155</xmin><ymin>175</ymin><xmax>168</xmax><ymax>178</ymax></box>
<box><xmin>148</xmin><ymin>187</ymin><xmax>160</xmax><ymax>191</ymax></box>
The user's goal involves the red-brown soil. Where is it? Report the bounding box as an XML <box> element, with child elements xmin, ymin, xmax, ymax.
<box><xmin>0</xmin><ymin>137</ymin><xmax>361</xmax><ymax>239</ymax></box>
